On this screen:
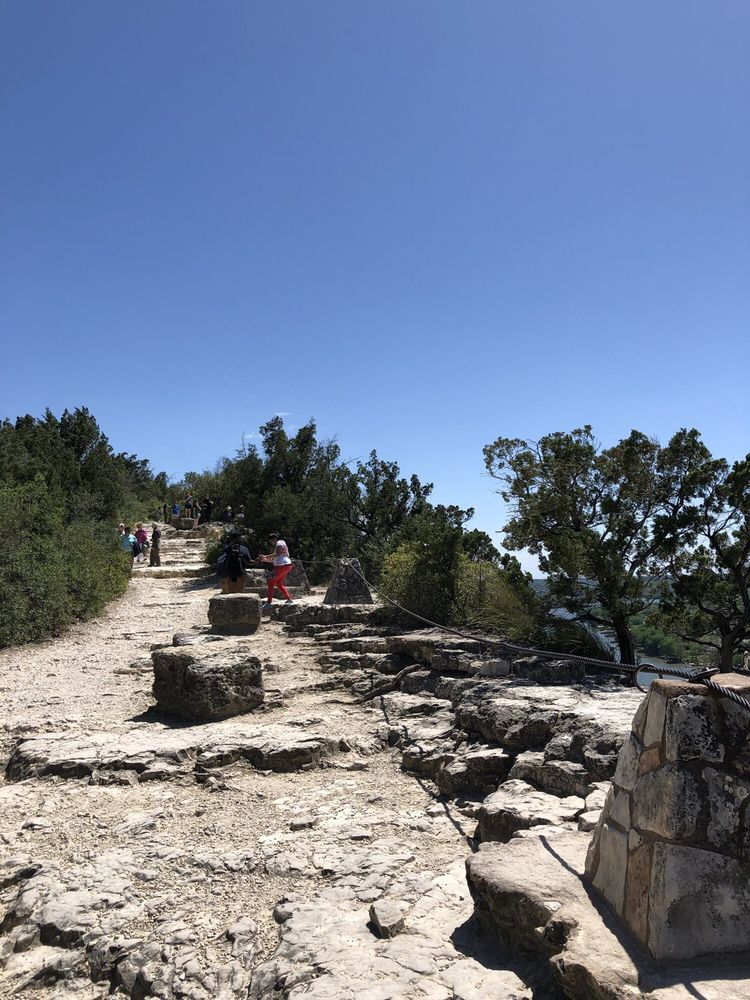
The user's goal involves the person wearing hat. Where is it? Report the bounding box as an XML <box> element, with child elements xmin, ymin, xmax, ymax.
<box><xmin>259</xmin><ymin>533</ymin><xmax>294</xmax><ymax>609</ymax></box>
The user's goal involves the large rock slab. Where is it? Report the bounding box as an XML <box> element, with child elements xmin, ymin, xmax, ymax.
<box><xmin>476</xmin><ymin>779</ymin><xmax>585</xmax><ymax>841</ymax></box>
<box><xmin>208</xmin><ymin>594</ymin><xmax>262</xmax><ymax>635</ymax></box>
<box><xmin>152</xmin><ymin>646</ymin><xmax>264</xmax><ymax>721</ymax></box>
<box><xmin>5</xmin><ymin>722</ymin><xmax>339</xmax><ymax>781</ymax></box>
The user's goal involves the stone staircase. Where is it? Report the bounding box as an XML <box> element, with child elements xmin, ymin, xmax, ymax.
<box><xmin>135</xmin><ymin>525</ymin><xmax>212</xmax><ymax>579</ymax></box>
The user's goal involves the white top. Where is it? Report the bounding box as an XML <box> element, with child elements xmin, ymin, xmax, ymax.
<box><xmin>273</xmin><ymin>540</ymin><xmax>292</xmax><ymax>566</ymax></box>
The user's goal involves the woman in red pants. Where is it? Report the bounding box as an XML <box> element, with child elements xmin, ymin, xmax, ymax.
<box><xmin>260</xmin><ymin>533</ymin><xmax>294</xmax><ymax>610</ymax></box>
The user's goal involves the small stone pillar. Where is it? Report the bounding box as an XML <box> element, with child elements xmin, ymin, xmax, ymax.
<box><xmin>324</xmin><ymin>559</ymin><xmax>373</xmax><ymax>605</ymax></box>
<box><xmin>208</xmin><ymin>594</ymin><xmax>262</xmax><ymax>634</ymax></box>
<box><xmin>585</xmin><ymin>673</ymin><xmax>750</xmax><ymax>961</ymax></box>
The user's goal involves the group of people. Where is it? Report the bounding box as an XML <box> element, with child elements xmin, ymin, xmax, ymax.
<box><xmin>162</xmin><ymin>495</ymin><xmax>211</xmax><ymax>524</ymax></box>
<box><xmin>117</xmin><ymin>522</ymin><xmax>161</xmax><ymax>567</ymax></box>
<box><xmin>161</xmin><ymin>496</ymin><xmax>247</xmax><ymax>527</ymax></box>
<box><xmin>218</xmin><ymin>530</ymin><xmax>294</xmax><ymax>610</ymax></box>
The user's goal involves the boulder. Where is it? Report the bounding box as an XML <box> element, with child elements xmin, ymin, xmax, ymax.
<box><xmin>208</xmin><ymin>594</ymin><xmax>262</xmax><ymax>634</ymax></box>
<box><xmin>323</xmin><ymin>559</ymin><xmax>373</xmax><ymax>605</ymax></box>
<box><xmin>151</xmin><ymin>647</ymin><xmax>264</xmax><ymax>721</ymax></box>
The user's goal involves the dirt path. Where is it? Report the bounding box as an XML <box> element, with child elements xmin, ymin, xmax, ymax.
<box><xmin>0</xmin><ymin>538</ymin><xmax>543</xmax><ymax>999</ymax></box>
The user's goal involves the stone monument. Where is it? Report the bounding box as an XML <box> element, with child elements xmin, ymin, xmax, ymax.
<box><xmin>323</xmin><ymin>558</ymin><xmax>373</xmax><ymax>605</ymax></box>
<box><xmin>585</xmin><ymin>673</ymin><xmax>750</xmax><ymax>961</ymax></box>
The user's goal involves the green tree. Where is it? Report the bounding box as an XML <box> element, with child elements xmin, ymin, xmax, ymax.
<box><xmin>656</xmin><ymin>455</ymin><xmax>750</xmax><ymax>671</ymax></box>
<box><xmin>483</xmin><ymin>426</ymin><xmax>715</xmax><ymax>664</ymax></box>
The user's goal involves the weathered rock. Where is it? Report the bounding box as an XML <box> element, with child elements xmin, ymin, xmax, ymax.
<box><xmin>207</xmin><ymin>594</ymin><xmax>262</xmax><ymax>635</ymax></box>
<box><xmin>152</xmin><ymin>646</ymin><xmax>264</xmax><ymax>721</ymax></box>
<box><xmin>369</xmin><ymin>899</ymin><xmax>405</xmax><ymax>938</ymax></box>
<box><xmin>323</xmin><ymin>559</ymin><xmax>373</xmax><ymax>605</ymax></box>
<box><xmin>172</xmin><ymin>631</ymin><xmax>225</xmax><ymax>647</ymax></box>
<box><xmin>476</xmin><ymin>779</ymin><xmax>585</xmax><ymax>841</ymax></box>
<box><xmin>508</xmin><ymin>751</ymin><xmax>591</xmax><ymax>798</ymax></box>
<box><xmin>6</xmin><ymin>722</ymin><xmax>337</xmax><ymax>780</ymax></box>
<box><xmin>436</xmin><ymin>746</ymin><xmax>513</xmax><ymax>796</ymax></box>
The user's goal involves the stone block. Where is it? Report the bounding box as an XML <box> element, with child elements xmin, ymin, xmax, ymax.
<box><xmin>612</xmin><ymin>735</ymin><xmax>640</xmax><ymax>792</ymax></box>
<box><xmin>591</xmin><ymin>822</ymin><xmax>628</xmax><ymax>916</ymax></box>
<box><xmin>208</xmin><ymin>594</ymin><xmax>262</xmax><ymax>635</ymax></box>
<box><xmin>152</xmin><ymin>647</ymin><xmax>264</xmax><ymax>721</ymax></box>
<box><xmin>665</xmin><ymin>694</ymin><xmax>724</xmax><ymax>764</ymax></box>
<box><xmin>630</xmin><ymin>765</ymin><xmax>701</xmax><ymax>840</ymax></box>
<box><xmin>643</xmin><ymin>686</ymin><xmax>667</xmax><ymax>747</ymax></box>
<box><xmin>703</xmin><ymin>767</ymin><xmax>750</xmax><ymax>850</ymax></box>
<box><xmin>648</xmin><ymin>842</ymin><xmax>750</xmax><ymax>960</ymax></box>
<box><xmin>623</xmin><ymin>842</ymin><xmax>651</xmax><ymax>943</ymax></box>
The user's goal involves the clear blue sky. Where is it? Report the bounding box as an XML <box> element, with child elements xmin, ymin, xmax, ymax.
<box><xmin>1</xmin><ymin>2</ymin><xmax>748</xmax><ymax>570</ymax></box>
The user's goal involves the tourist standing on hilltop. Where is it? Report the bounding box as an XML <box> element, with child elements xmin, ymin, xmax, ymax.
<box><xmin>184</xmin><ymin>494</ymin><xmax>194</xmax><ymax>518</ymax></box>
<box><xmin>171</xmin><ymin>500</ymin><xmax>180</xmax><ymax>523</ymax></box>
<box><xmin>235</xmin><ymin>505</ymin><xmax>246</xmax><ymax>526</ymax></box>
<box><xmin>201</xmin><ymin>497</ymin><xmax>214</xmax><ymax>523</ymax></box>
<box><xmin>149</xmin><ymin>522</ymin><xmax>161</xmax><ymax>566</ymax></box>
<box><xmin>162</xmin><ymin>503</ymin><xmax>168</xmax><ymax>523</ymax></box>
<box><xmin>259</xmin><ymin>533</ymin><xmax>294</xmax><ymax>609</ymax></box>
<box><xmin>221</xmin><ymin>506</ymin><xmax>233</xmax><ymax>524</ymax></box>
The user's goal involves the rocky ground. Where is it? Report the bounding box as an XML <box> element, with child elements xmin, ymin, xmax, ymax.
<box><xmin>1</xmin><ymin>529</ymin><xmax>697</xmax><ymax>999</ymax></box>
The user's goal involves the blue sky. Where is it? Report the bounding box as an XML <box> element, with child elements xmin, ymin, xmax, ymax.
<box><xmin>1</xmin><ymin>2</ymin><xmax>748</xmax><ymax>570</ymax></box>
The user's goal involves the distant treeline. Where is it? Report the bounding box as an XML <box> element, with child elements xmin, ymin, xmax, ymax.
<box><xmin>0</xmin><ymin>408</ymin><xmax>166</xmax><ymax>646</ymax></box>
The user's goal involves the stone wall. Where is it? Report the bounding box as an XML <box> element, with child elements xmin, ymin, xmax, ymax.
<box><xmin>585</xmin><ymin>673</ymin><xmax>750</xmax><ymax>961</ymax></box>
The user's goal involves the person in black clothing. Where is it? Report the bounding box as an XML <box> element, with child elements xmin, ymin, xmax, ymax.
<box><xmin>217</xmin><ymin>531</ymin><xmax>251</xmax><ymax>593</ymax></box>
<box><xmin>162</xmin><ymin>503</ymin><xmax>168</xmax><ymax>523</ymax></box>
<box><xmin>202</xmin><ymin>498</ymin><xmax>214</xmax><ymax>524</ymax></box>
<box><xmin>149</xmin><ymin>523</ymin><xmax>162</xmax><ymax>566</ymax></box>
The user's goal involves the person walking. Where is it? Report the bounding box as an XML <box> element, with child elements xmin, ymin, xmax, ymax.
<box><xmin>162</xmin><ymin>503</ymin><xmax>168</xmax><ymax>524</ymax></box>
<box><xmin>171</xmin><ymin>500</ymin><xmax>180</xmax><ymax>524</ymax></box>
<box><xmin>259</xmin><ymin>532</ymin><xmax>294</xmax><ymax>610</ymax></box>
<box><xmin>149</xmin><ymin>522</ymin><xmax>162</xmax><ymax>566</ymax></box>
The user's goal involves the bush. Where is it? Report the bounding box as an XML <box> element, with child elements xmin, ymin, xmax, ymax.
<box><xmin>0</xmin><ymin>478</ymin><xmax>131</xmax><ymax>646</ymax></box>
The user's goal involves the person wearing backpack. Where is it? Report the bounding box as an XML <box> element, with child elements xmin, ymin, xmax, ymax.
<box><xmin>217</xmin><ymin>531</ymin><xmax>252</xmax><ymax>593</ymax></box>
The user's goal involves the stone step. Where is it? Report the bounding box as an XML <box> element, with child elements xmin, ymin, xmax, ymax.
<box><xmin>476</xmin><ymin>778</ymin><xmax>586</xmax><ymax>842</ymax></box>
